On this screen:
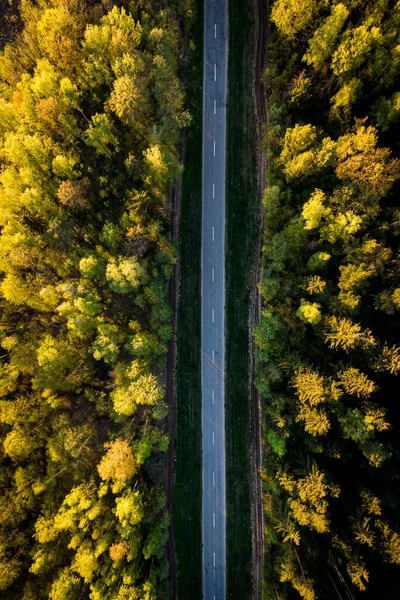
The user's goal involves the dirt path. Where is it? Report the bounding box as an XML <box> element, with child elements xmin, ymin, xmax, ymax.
<box><xmin>249</xmin><ymin>0</ymin><xmax>268</xmax><ymax>597</ymax></box>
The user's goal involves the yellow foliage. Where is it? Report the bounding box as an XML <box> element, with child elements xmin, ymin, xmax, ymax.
<box><xmin>293</xmin><ymin>368</ymin><xmax>332</xmax><ymax>435</ymax></box>
<box><xmin>129</xmin><ymin>373</ymin><xmax>164</xmax><ymax>406</ymax></box>
<box><xmin>280</xmin><ymin>558</ymin><xmax>316</xmax><ymax>600</ymax></box>
<box><xmin>339</xmin><ymin>367</ymin><xmax>376</xmax><ymax>398</ymax></box>
<box><xmin>360</xmin><ymin>490</ymin><xmax>381</xmax><ymax>516</ymax></box>
<box><xmin>271</xmin><ymin>0</ymin><xmax>321</xmax><ymax>38</ymax></box>
<box><xmin>293</xmin><ymin>368</ymin><xmax>326</xmax><ymax>406</ymax></box>
<box><xmin>281</xmin><ymin>128</ymin><xmax>335</xmax><ymax>179</ymax></box>
<box><xmin>377</xmin><ymin>521</ymin><xmax>400</xmax><ymax>565</ymax></box>
<box><xmin>144</xmin><ymin>144</ymin><xmax>168</xmax><ymax>186</ymax></box>
<box><xmin>363</xmin><ymin>448</ymin><xmax>385</xmax><ymax>468</ymax></box>
<box><xmin>302</xmin><ymin>189</ymin><xmax>330</xmax><ymax>230</ymax></box>
<box><xmin>331</xmin><ymin>19</ymin><xmax>381</xmax><ymax>77</ymax></box>
<box><xmin>303</xmin><ymin>275</ymin><xmax>326</xmax><ymax>295</ymax></box>
<box><xmin>347</xmin><ymin>560</ymin><xmax>369</xmax><ymax>591</ymax></box>
<box><xmin>1</xmin><ymin>272</ymin><xmax>41</xmax><ymax>309</ymax></box>
<box><xmin>353</xmin><ymin>517</ymin><xmax>375</xmax><ymax>548</ymax></box>
<box><xmin>364</xmin><ymin>404</ymin><xmax>389</xmax><ymax>432</ymax></box>
<box><xmin>279</xmin><ymin>465</ymin><xmax>339</xmax><ymax>533</ymax></box>
<box><xmin>289</xmin><ymin>71</ymin><xmax>311</xmax><ymax>102</ymax></box>
<box><xmin>3</xmin><ymin>428</ymin><xmax>36</xmax><ymax>459</ymax></box>
<box><xmin>303</xmin><ymin>3</ymin><xmax>349</xmax><ymax>69</ymax></box>
<box><xmin>336</xmin><ymin>125</ymin><xmax>400</xmax><ymax>196</ymax></box>
<box><xmin>280</xmin><ymin>123</ymin><xmax>316</xmax><ymax>158</ymax></box>
<box><xmin>324</xmin><ymin>316</ymin><xmax>376</xmax><ymax>351</ymax></box>
<box><xmin>275</xmin><ymin>516</ymin><xmax>301</xmax><ymax>545</ymax></box>
<box><xmin>109</xmin><ymin>541</ymin><xmax>129</xmax><ymax>562</ymax></box>
<box><xmin>338</xmin><ymin>263</ymin><xmax>373</xmax><ymax>309</ymax></box>
<box><xmin>114</xmin><ymin>490</ymin><xmax>144</xmax><ymax>528</ymax></box>
<box><xmin>329</xmin><ymin>380</ymin><xmax>343</xmax><ymax>402</ymax></box>
<box><xmin>330</xmin><ymin>78</ymin><xmax>362</xmax><ymax>119</ymax></box>
<box><xmin>296</xmin><ymin>405</ymin><xmax>330</xmax><ymax>436</ymax></box>
<box><xmin>277</xmin><ymin>470</ymin><xmax>295</xmax><ymax>493</ymax></box>
<box><xmin>298</xmin><ymin>300</ymin><xmax>322</xmax><ymax>324</ymax></box>
<box><xmin>339</xmin><ymin>263</ymin><xmax>373</xmax><ymax>289</ymax></box>
<box><xmin>34</xmin><ymin>515</ymin><xmax>58</xmax><ymax>543</ymax></box>
<box><xmin>97</xmin><ymin>439</ymin><xmax>137</xmax><ymax>482</ymax></box>
<box><xmin>375</xmin><ymin>344</ymin><xmax>400</xmax><ymax>374</ymax></box>
<box><xmin>392</xmin><ymin>288</ymin><xmax>400</xmax><ymax>308</ymax></box>
<box><xmin>275</xmin><ymin>416</ymin><xmax>286</xmax><ymax>429</ymax></box>
<box><xmin>332</xmin><ymin>536</ymin><xmax>369</xmax><ymax>591</ymax></box>
<box><xmin>338</xmin><ymin>290</ymin><xmax>360</xmax><ymax>309</ymax></box>
<box><xmin>72</xmin><ymin>542</ymin><xmax>97</xmax><ymax>583</ymax></box>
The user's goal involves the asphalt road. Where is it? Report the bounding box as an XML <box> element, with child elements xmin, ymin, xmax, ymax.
<box><xmin>202</xmin><ymin>1</ymin><xmax>228</xmax><ymax>599</ymax></box>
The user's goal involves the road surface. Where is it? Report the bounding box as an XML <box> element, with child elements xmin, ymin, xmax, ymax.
<box><xmin>202</xmin><ymin>1</ymin><xmax>228</xmax><ymax>599</ymax></box>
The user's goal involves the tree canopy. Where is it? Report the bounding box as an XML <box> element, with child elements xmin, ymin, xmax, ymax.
<box><xmin>260</xmin><ymin>0</ymin><xmax>400</xmax><ymax>597</ymax></box>
<box><xmin>0</xmin><ymin>0</ymin><xmax>193</xmax><ymax>597</ymax></box>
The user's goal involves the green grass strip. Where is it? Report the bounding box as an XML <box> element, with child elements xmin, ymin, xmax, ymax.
<box><xmin>226</xmin><ymin>0</ymin><xmax>259</xmax><ymax>597</ymax></box>
<box><xmin>173</xmin><ymin>1</ymin><xmax>203</xmax><ymax>598</ymax></box>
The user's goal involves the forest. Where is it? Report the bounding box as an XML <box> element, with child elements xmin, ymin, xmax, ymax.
<box><xmin>0</xmin><ymin>0</ymin><xmax>193</xmax><ymax>598</ymax></box>
<box><xmin>257</xmin><ymin>0</ymin><xmax>400</xmax><ymax>598</ymax></box>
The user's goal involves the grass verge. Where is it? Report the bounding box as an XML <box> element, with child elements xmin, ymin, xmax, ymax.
<box><xmin>226</xmin><ymin>0</ymin><xmax>259</xmax><ymax>597</ymax></box>
<box><xmin>173</xmin><ymin>1</ymin><xmax>203</xmax><ymax>598</ymax></box>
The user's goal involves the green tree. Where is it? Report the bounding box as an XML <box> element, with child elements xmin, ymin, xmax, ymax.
<box><xmin>331</xmin><ymin>19</ymin><xmax>382</xmax><ymax>78</ymax></box>
<box><xmin>271</xmin><ymin>0</ymin><xmax>321</xmax><ymax>39</ymax></box>
<box><xmin>330</xmin><ymin>78</ymin><xmax>362</xmax><ymax>120</ymax></box>
<box><xmin>106</xmin><ymin>257</ymin><xmax>147</xmax><ymax>294</ymax></box>
<box><xmin>84</xmin><ymin>113</ymin><xmax>119</xmax><ymax>157</ymax></box>
<box><xmin>49</xmin><ymin>568</ymin><xmax>80</xmax><ymax>600</ymax></box>
<box><xmin>37</xmin><ymin>7</ymin><xmax>81</xmax><ymax>72</ymax></box>
<box><xmin>92</xmin><ymin>323</ymin><xmax>122</xmax><ymax>363</ymax></box>
<box><xmin>303</xmin><ymin>3</ymin><xmax>349</xmax><ymax>70</ymax></box>
<box><xmin>114</xmin><ymin>489</ymin><xmax>144</xmax><ymax>528</ymax></box>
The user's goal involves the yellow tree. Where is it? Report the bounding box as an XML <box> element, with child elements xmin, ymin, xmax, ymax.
<box><xmin>271</xmin><ymin>0</ymin><xmax>321</xmax><ymax>38</ymax></box>
<box><xmin>338</xmin><ymin>367</ymin><xmax>376</xmax><ymax>398</ymax></box>
<box><xmin>374</xmin><ymin>344</ymin><xmax>400</xmax><ymax>375</ymax></box>
<box><xmin>293</xmin><ymin>368</ymin><xmax>330</xmax><ymax>436</ymax></box>
<box><xmin>278</xmin><ymin>465</ymin><xmax>340</xmax><ymax>533</ymax></box>
<box><xmin>338</xmin><ymin>263</ymin><xmax>374</xmax><ymax>309</ymax></box>
<box><xmin>336</xmin><ymin>125</ymin><xmax>400</xmax><ymax>196</ymax></box>
<box><xmin>324</xmin><ymin>316</ymin><xmax>376</xmax><ymax>351</ymax></box>
<box><xmin>97</xmin><ymin>439</ymin><xmax>137</xmax><ymax>483</ymax></box>
<box><xmin>303</xmin><ymin>3</ymin><xmax>349</xmax><ymax>70</ymax></box>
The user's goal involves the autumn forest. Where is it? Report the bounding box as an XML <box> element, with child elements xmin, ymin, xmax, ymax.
<box><xmin>0</xmin><ymin>0</ymin><xmax>400</xmax><ymax>599</ymax></box>
<box><xmin>258</xmin><ymin>0</ymin><xmax>400</xmax><ymax>598</ymax></box>
<box><xmin>0</xmin><ymin>0</ymin><xmax>191</xmax><ymax>598</ymax></box>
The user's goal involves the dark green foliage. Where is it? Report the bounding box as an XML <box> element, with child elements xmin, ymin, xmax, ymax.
<box><xmin>259</xmin><ymin>1</ymin><xmax>400</xmax><ymax>598</ymax></box>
